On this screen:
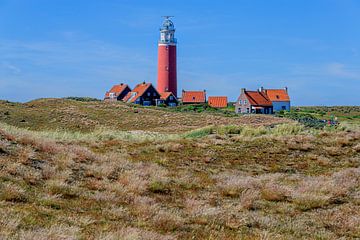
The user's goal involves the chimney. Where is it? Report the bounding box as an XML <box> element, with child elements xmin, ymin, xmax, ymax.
<box><xmin>284</xmin><ymin>86</ymin><xmax>288</xmax><ymax>93</ymax></box>
<box><xmin>142</xmin><ymin>81</ymin><xmax>146</xmax><ymax>84</ymax></box>
<box><xmin>241</xmin><ymin>88</ymin><xmax>246</xmax><ymax>94</ymax></box>
<box><xmin>182</xmin><ymin>89</ymin><xmax>185</xmax><ymax>93</ymax></box>
<box><xmin>258</xmin><ymin>86</ymin><xmax>264</xmax><ymax>92</ymax></box>
<box><xmin>120</xmin><ymin>83</ymin><xmax>123</xmax><ymax>85</ymax></box>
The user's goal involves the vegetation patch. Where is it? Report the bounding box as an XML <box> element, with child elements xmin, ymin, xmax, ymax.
<box><xmin>0</xmin><ymin>101</ymin><xmax>359</xmax><ymax>239</ymax></box>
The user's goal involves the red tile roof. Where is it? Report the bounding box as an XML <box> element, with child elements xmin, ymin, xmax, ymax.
<box><xmin>123</xmin><ymin>82</ymin><xmax>156</xmax><ymax>103</ymax></box>
<box><xmin>245</xmin><ymin>91</ymin><xmax>272</xmax><ymax>106</ymax></box>
<box><xmin>160</xmin><ymin>92</ymin><xmax>175</xmax><ymax>100</ymax></box>
<box><xmin>265</xmin><ymin>89</ymin><xmax>290</xmax><ymax>102</ymax></box>
<box><xmin>208</xmin><ymin>96</ymin><xmax>228</xmax><ymax>108</ymax></box>
<box><xmin>182</xmin><ymin>90</ymin><xmax>206</xmax><ymax>103</ymax></box>
<box><xmin>105</xmin><ymin>83</ymin><xmax>129</xmax><ymax>98</ymax></box>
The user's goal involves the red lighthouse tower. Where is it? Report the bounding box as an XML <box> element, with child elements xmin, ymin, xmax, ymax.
<box><xmin>157</xmin><ymin>16</ymin><xmax>177</xmax><ymax>97</ymax></box>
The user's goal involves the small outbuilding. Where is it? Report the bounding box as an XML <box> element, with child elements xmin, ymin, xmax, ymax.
<box><xmin>235</xmin><ymin>88</ymin><xmax>273</xmax><ymax>114</ymax></box>
<box><xmin>104</xmin><ymin>83</ymin><xmax>131</xmax><ymax>101</ymax></box>
<box><xmin>157</xmin><ymin>92</ymin><xmax>178</xmax><ymax>107</ymax></box>
<box><xmin>181</xmin><ymin>90</ymin><xmax>206</xmax><ymax>104</ymax></box>
<box><xmin>123</xmin><ymin>82</ymin><xmax>160</xmax><ymax>106</ymax></box>
<box><xmin>208</xmin><ymin>96</ymin><xmax>228</xmax><ymax>108</ymax></box>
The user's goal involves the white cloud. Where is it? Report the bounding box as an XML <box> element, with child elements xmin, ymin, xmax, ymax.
<box><xmin>326</xmin><ymin>62</ymin><xmax>360</xmax><ymax>79</ymax></box>
<box><xmin>0</xmin><ymin>61</ymin><xmax>21</xmax><ymax>74</ymax></box>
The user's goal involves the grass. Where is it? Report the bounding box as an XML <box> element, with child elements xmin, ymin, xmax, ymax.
<box><xmin>0</xmin><ymin>100</ymin><xmax>359</xmax><ymax>239</ymax></box>
<box><xmin>0</xmin><ymin>98</ymin><xmax>289</xmax><ymax>134</ymax></box>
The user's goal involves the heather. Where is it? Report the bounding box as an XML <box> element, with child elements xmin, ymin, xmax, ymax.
<box><xmin>0</xmin><ymin>99</ymin><xmax>359</xmax><ymax>239</ymax></box>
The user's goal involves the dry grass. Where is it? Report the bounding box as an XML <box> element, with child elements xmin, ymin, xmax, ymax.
<box><xmin>0</xmin><ymin>101</ymin><xmax>359</xmax><ymax>239</ymax></box>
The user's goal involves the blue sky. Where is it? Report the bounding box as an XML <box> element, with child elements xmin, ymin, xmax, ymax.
<box><xmin>0</xmin><ymin>0</ymin><xmax>359</xmax><ymax>105</ymax></box>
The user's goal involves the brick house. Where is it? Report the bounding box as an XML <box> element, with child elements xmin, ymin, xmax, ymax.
<box><xmin>122</xmin><ymin>82</ymin><xmax>160</xmax><ymax>106</ymax></box>
<box><xmin>181</xmin><ymin>90</ymin><xmax>206</xmax><ymax>104</ymax></box>
<box><xmin>261</xmin><ymin>87</ymin><xmax>290</xmax><ymax>112</ymax></box>
<box><xmin>208</xmin><ymin>96</ymin><xmax>228</xmax><ymax>108</ymax></box>
<box><xmin>235</xmin><ymin>88</ymin><xmax>273</xmax><ymax>114</ymax></box>
<box><xmin>157</xmin><ymin>92</ymin><xmax>178</xmax><ymax>107</ymax></box>
<box><xmin>104</xmin><ymin>83</ymin><xmax>131</xmax><ymax>101</ymax></box>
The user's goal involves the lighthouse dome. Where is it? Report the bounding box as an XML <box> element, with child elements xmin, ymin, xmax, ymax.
<box><xmin>161</xmin><ymin>18</ymin><xmax>175</xmax><ymax>30</ymax></box>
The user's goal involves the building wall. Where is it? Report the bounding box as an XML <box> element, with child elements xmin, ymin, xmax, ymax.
<box><xmin>164</xmin><ymin>96</ymin><xmax>178</xmax><ymax>106</ymax></box>
<box><xmin>272</xmin><ymin>101</ymin><xmax>290</xmax><ymax>112</ymax></box>
<box><xmin>157</xmin><ymin>45</ymin><xmax>177</xmax><ymax>97</ymax></box>
<box><xmin>137</xmin><ymin>86</ymin><xmax>161</xmax><ymax>106</ymax></box>
<box><xmin>234</xmin><ymin>92</ymin><xmax>251</xmax><ymax>113</ymax></box>
<box><xmin>117</xmin><ymin>87</ymin><xmax>131</xmax><ymax>101</ymax></box>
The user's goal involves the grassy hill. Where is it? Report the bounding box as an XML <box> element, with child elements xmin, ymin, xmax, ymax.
<box><xmin>0</xmin><ymin>99</ymin><xmax>359</xmax><ymax>239</ymax></box>
<box><xmin>0</xmin><ymin>99</ymin><xmax>288</xmax><ymax>133</ymax></box>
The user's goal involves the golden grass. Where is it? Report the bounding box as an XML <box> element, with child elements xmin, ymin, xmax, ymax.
<box><xmin>0</xmin><ymin>112</ymin><xmax>359</xmax><ymax>239</ymax></box>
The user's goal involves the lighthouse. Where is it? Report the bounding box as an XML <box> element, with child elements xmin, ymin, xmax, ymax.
<box><xmin>157</xmin><ymin>16</ymin><xmax>177</xmax><ymax>97</ymax></box>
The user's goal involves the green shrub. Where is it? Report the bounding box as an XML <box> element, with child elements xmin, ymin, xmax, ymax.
<box><xmin>277</xmin><ymin>112</ymin><xmax>326</xmax><ymax>129</ymax></box>
<box><xmin>148</xmin><ymin>181</ymin><xmax>171</xmax><ymax>194</ymax></box>
<box><xmin>183</xmin><ymin>126</ymin><xmax>214</xmax><ymax>138</ymax></box>
<box><xmin>64</xmin><ymin>97</ymin><xmax>100</xmax><ymax>102</ymax></box>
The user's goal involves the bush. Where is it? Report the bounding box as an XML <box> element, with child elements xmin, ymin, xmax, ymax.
<box><xmin>64</xmin><ymin>97</ymin><xmax>100</xmax><ymax>102</ymax></box>
<box><xmin>183</xmin><ymin>126</ymin><xmax>214</xmax><ymax>138</ymax></box>
<box><xmin>277</xmin><ymin>111</ymin><xmax>326</xmax><ymax>129</ymax></box>
<box><xmin>148</xmin><ymin>181</ymin><xmax>171</xmax><ymax>194</ymax></box>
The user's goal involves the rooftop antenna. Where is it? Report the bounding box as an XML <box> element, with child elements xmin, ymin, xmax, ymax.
<box><xmin>162</xmin><ymin>16</ymin><xmax>174</xmax><ymax>20</ymax></box>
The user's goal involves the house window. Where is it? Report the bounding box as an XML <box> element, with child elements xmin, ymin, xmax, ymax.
<box><xmin>169</xmin><ymin>96</ymin><xmax>173</xmax><ymax>100</ymax></box>
<box><xmin>239</xmin><ymin>100</ymin><xmax>242</xmax><ymax>104</ymax></box>
<box><xmin>282</xmin><ymin>106</ymin><xmax>286</xmax><ymax>110</ymax></box>
<box><xmin>244</xmin><ymin>100</ymin><xmax>247</xmax><ymax>104</ymax></box>
<box><xmin>153</xmin><ymin>92</ymin><xmax>157</xmax><ymax>96</ymax></box>
<box><xmin>109</xmin><ymin>93</ymin><xmax>115</xmax><ymax>98</ymax></box>
<box><xmin>246</xmin><ymin>108</ymin><xmax>250</xmax><ymax>113</ymax></box>
<box><xmin>147</xmin><ymin>92</ymin><xmax>151</xmax><ymax>96</ymax></box>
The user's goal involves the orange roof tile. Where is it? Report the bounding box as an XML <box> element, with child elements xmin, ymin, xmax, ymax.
<box><xmin>105</xmin><ymin>83</ymin><xmax>129</xmax><ymax>98</ymax></box>
<box><xmin>208</xmin><ymin>96</ymin><xmax>228</xmax><ymax>108</ymax></box>
<box><xmin>123</xmin><ymin>82</ymin><xmax>158</xmax><ymax>103</ymax></box>
<box><xmin>245</xmin><ymin>91</ymin><xmax>272</xmax><ymax>106</ymax></box>
<box><xmin>160</xmin><ymin>92</ymin><xmax>175</xmax><ymax>100</ymax></box>
<box><xmin>182</xmin><ymin>90</ymin><xmax>206</xmax><ymax>103</ymax></box>
<box><xmin>265</xmin><ymin>89</ymin><xmax>290</xmax><ymax>102</ymax></box>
